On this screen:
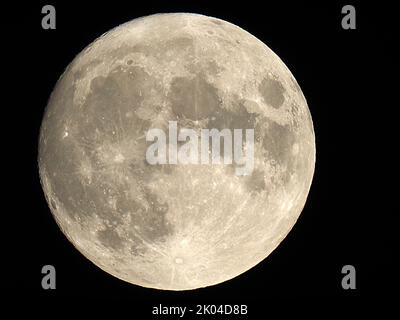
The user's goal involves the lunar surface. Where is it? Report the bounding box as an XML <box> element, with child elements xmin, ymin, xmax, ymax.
<box><xmin>38</xmin><ymin>13</ymin><xmax>315</xmax><ymax>290</ymax></box>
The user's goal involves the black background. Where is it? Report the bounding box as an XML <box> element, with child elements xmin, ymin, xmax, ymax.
<box><xmin>2</xmin><ymin>0</ymin><xmax>397</xmax><ymax>313</ymax></box>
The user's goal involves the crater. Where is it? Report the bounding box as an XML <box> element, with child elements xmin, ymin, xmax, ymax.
<box><xmin>174</xmin><ymin>257</ymin><xmax>183</xmax><ymax>264</ymax></box>
<box><xmin>50</xmin><ymin>198</ymin><xmax>57</xmax><ymax>211</ymax></box>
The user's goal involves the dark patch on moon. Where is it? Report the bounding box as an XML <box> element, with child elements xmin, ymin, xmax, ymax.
<box><xmin>209</xmin><ymin>97</ymin><xmax>258</xmax><ymax>130</ymax></box>
<box><xmin>262</xmin><ymin>121</ymin><xmax>297</xmax><ymax>184</ymax></box>
<box><xmin>73</xmin><ymin>59</ymin><xmax>103</xmax><ymax>81</ymax></box>
<box><xmin>263</xmin><ymin>121</ymin><xmax>294</xmax><ymax>162</ymax></box>
<box><xmin>163</xmin><ymin>37</ymin><xmax>194</xmax><ymax>52</ymax></box>
<box><xmin>97</xmin><ymin>227</ymin><xmax>123</xmax><ymax>250</ymax></box>
<box><xmin>207</xmin><ymin>97</ymin><xmax>258</xmax><ymax>160</ymax></box>
<box><xmin>186</xmin><ymin>60</ymin><xmax>225</xmax><ymax>79</ymax></box>
<box><xmin>78</xmin><ymin>65</ymin><xmax>155</xmax><ymax>143</ymax></box>
<box><xmin>244</xmin><ymin>169</ymin><xmax>266</xmax><ymax>193</ymax></box>
<box><xmin>259</xmin><ymin>76</ymin><xmax>285</xmax><ymax>109</ymax></box>
<box><xmin>169</xmin><ymin>75</ymin><xmax>221</xmax><ymax>121</ymax></box>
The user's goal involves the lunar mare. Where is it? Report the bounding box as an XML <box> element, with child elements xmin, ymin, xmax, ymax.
<box><xmin>38</xmin><ymin>13</ymin><xmax>315</xmax><ymax>290</ymax></box>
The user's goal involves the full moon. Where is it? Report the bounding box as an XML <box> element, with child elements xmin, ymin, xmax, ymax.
<box><xmin>38</xmin><ymin>13</ymin><xmax>315</xmax><ymax>290</ymax></box>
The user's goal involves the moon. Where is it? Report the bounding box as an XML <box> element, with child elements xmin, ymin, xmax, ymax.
<box><xmin>38</xmin><ymin>13</ymin><xmax>315</xmax><ymax>290</ymax></box>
